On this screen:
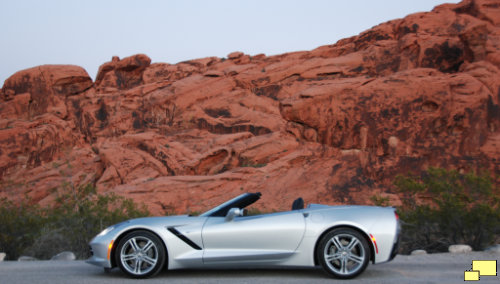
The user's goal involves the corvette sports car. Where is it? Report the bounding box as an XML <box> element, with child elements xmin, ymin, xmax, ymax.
<box><xmin>87</xmin><ymin>192</ymin><xmax>400</xmax><ymax>279</ymax></box>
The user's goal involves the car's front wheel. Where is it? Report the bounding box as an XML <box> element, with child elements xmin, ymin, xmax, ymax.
<box><xmin>316</xmin><ymin>228</ymin><xmax>370</xmax><ymax>279</ymax></box>
<box><xmin>115</xmin><ymin>230</ymin><xmax>166</xmax><ymax>278</ymax></box>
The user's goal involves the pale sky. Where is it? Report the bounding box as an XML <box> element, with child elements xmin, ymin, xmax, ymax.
<box><xmin>0</xmin><ymin>0</ymin><xmax>461</xmax><ymax>86</ymax></box>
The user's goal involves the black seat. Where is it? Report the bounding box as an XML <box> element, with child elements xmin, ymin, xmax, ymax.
<box><xmin>291</xmin><ymin>197</ymin><xmax>304</xmax><ymax>210</ymax></box>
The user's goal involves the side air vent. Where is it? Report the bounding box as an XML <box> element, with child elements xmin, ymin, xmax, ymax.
<box><xmin>167</xmin><ymin>227</ymin><xmax>202</xmax><ymax>250</ymax></box>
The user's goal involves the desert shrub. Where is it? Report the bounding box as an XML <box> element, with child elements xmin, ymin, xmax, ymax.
<box><xmin>369</xmin><ymin>194</ymin><xmax>391</xmax><ymax>207</ymax></box>
<box><xmin>0</xmin><ymin>183</ymin><xmax>150</xmax><ymax>260</ymax></box>
<box><xmin>0</xmin><ymin>197</ymin><xmax>45</xmax><ymax>260</ymax></box>
<box><xmin>395</xmin><ymin>167</ymin><xmax>500</xmax><ymax>253</ymax></box>
<box><xmin>22</xmin><ymin>227</ymin><xmax>70</xmax><ymax>259</ymax></box>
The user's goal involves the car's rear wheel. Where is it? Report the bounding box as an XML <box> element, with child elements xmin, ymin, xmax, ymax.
<box><xmin>316</xmin><ymin>228</ymin><xmax>370</xmax><ymax>279</ymax></box>
<box><xmin>115</xmin><ymin>230</ymin><xmax>166</xmax><ymax>278</ymax></box>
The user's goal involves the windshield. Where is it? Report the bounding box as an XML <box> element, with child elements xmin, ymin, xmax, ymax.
<box><xmin>200</xmin><ymin>192</ymin><xmax>261</xmax><ymax>217</ymax></box>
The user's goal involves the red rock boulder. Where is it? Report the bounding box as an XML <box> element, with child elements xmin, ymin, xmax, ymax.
<box><xmin>95</xmin><ymin>54</ymin><xmax>151</xmax><ymax>91</ymax></box>
<box><xmin>1</xmin><ymin>65</ymin><xmax>92</xmax><ymax>119</ymax></box>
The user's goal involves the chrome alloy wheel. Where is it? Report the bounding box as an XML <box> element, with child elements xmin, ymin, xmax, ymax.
<box><xmin>323</xmin><ymin>233</ymin><xmax>366</xmax><ymax>276</ymax></box>
<box><xmin>120</xmin><ymin>236</ymin><xmax>159</xmax><ymax>276</ymax></box>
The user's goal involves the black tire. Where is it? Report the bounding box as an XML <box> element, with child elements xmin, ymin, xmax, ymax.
<box><xmin>316</xmin><ymin>228</ymin><xmax>370</xmax><ymax>279</ymax></box>
<box><xmin>115</xmin><ymin>230</ymin><xmax>166</xmax><ymax>278</ymax></box>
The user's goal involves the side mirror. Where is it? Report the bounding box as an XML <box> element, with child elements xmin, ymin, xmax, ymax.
<box><xmin>225</xmin><ymin>208</ymin><xmax>247</xmax><ymax>222</ymax></box>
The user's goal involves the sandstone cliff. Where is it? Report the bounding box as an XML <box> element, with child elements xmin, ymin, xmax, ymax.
<box><xmin>1</xmin><ymin>0</ymin><xmax>499</xmax><ymax>214</ymax></box>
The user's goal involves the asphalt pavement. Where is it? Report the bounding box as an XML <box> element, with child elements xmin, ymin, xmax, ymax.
<box><xmin>0</xmin><ymin>252</ymin><xmax>499</xmax><ymax>284</ymax></box>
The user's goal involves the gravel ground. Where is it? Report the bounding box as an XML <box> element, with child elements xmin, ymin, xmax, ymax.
<box><xmin>0</xmin><ymin>252</ymin><xmax>498</xmax><ymax>284</ymax></box>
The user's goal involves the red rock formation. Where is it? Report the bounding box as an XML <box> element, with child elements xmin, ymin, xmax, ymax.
<box><xmin>1</xmin><ymin>0</ymin><xmax>499</xmax><ymax>214</ymax></box>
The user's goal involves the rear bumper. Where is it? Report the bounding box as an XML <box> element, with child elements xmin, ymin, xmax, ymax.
<box><xmin>389</xmin><ymin>235</ymin><xmax>400</xmax><ymax>261</ymax></box>
<box><xmin>389</xmin><ymin>221</ymin><xmax>402</xmax><ymax>261</ymax></box>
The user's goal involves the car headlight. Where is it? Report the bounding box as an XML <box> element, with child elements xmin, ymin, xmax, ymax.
<box><xmin>97</xmin><ymin>226</ymin><xmax>115</xmax><ymax>237</ymax></box>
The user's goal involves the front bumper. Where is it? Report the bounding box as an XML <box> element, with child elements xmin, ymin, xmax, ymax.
<box><xmin>86</xmin><ymin>254</ymin><xmax>112</xmax><ymax>268</ymax></box>
<box><xmin>86</xmin><ymin>238</ymin><xmax>114</xmax><ymax>268</ymax></box>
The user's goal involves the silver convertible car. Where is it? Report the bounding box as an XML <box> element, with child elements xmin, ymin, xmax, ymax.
<box><xmin>87</xmin><ymin>192</ymin><xmax>400</xmax><ymax>279</ymax></box>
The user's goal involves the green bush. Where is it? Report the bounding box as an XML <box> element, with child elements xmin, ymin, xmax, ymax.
<box><xmin>394</xmin><ymin>167</ymin><xmax>500</xmax><ymax>253</ymax></box>
<box><xmin>0</xmin><ymin>197</ymin><xmax>44</xmax><ymax>260</ymax></box>
<box><xmin>0</xmin><ymin>183</ymin><xmax>150</xmax><ymax>260</ymax></box>
<box><xmin>369</xmin><ymin>194</ymin><xmax>391</xmax><ymax>207</ymax></box>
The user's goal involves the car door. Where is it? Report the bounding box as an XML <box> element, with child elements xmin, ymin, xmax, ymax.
<box><xmin>201</xmin><ymin>211</ymin><xmax>305</xmax><ymax>263</ymax></box>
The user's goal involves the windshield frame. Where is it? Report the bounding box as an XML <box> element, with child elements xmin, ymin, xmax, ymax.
<box><xmin>200</xmin><ymin>192</ymin><xmax>261</xmax><ymax>217</ymax></box>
